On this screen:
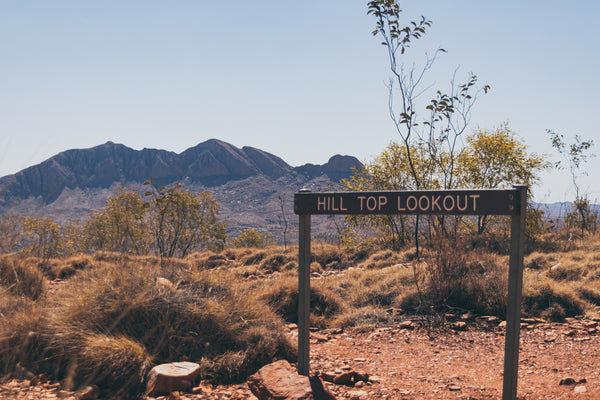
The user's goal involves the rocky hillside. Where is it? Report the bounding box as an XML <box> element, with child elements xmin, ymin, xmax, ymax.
<box><xmin>0</xmin><ymin>140</ymin><xmax>362</xmax><ymax>239</ymax></box>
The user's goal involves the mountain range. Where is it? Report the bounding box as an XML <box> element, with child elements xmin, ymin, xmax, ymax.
<box><xmin>0</xmin><ymin>140</ymin><xmax>362</xmax><ymax>240</ymax></box>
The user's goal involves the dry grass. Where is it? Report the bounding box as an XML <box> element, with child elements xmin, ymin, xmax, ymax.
<box><xmin>0</xmin><ymin>255</ymin><xmax>45</xmax><ymax>300</ymax></box>
<box><xmin>2</xmin><ymin>235</ymin><xmax>600</xmax><ymax>396</ymax></box>
<box><xmin>0</xmin><ymin>256</ymin><xmax>295</xmax><ymax>397</ymax></box>
<box><xmin>259</xmin><ymin>275</ymin><xmax>345</xmax><ymax>328</ymax></box>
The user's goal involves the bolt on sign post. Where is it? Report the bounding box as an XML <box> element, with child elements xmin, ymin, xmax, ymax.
<box><xmin>294</xmin><ymin>185</ymin><xmax>528</xmax><ymax>400</ymax></box>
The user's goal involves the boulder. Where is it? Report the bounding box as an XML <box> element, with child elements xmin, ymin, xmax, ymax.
<box><xmin>247</xmin><ymin>360</ymin><xmax>336</xmax><ymax>400</ymax></box>
<box><xmin>146</xmin><ymin>362</ymin><xmax>201</xmax><ymax>397</ymax></box>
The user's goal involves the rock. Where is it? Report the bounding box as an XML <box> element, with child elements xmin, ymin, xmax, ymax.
<box><xmin>574</xmin><ymin>385</ymin><xmax>587</xmax><ymax>393</ymax></box>
<box><xmin>460</xmin><ymin>312</ymin><xmax>473</xmax><ymax>320</ymax></box>
<box><xmin>332</xmin><ymin>371</ymin><xmax>355</xmax><ymax>385</ymax></box>
<box><xmin>192</xmin><ymin>381</ymin><xmax>213</xmax><ymax>394</ymax></box>
<box><xmin>247</xmin><ymin>360</ymin><xmax>336</xmax><ymax>400</ymax></box>
<box><xmin>347</xmin><ymin>390</ymin><xmax>368</xmax><ymax>399</ymax></box>
<box><xmin>76</xmin><ymin>385</ymin><xmax>99</xmax><ymax>400</ymax></box>
<box><xmin>320</xmin><ymin>372</ymin><xmax>336</xmax><ymax>383</ymax></box>
<box><xmin>398</xmin><ymin>320</ymin><xmax>414</xmax><ymax>330</ymax></box>
<box><xmin>146</xmin><ymin>362</ymin><xmax>201</xmax><ymax>396</ymax></box>
<box><xmin>445</xmin><ymin>313</ymin><xmax>460</xmax><ymax>321</ymax></box>
<box><xmin>451</xmin><ymin>321</ymin><xmax>467</xmax><ymax>331</ymax></box>
<box><xmin>448</xmin><ymin>385</ymin><xmax>461</xmax><ymax>391</ymax></box>
<box><xmin>354</xmin><ymin>372</ymin><xmax>370</xmax><ymax>383</ymax></box>
<box><xmin>559</xmin><ymin>378</ymin><xmax>577</xmax><ymax>385</ymax></box>
<box><xmin>582</xmin><ymin>320</ymin><xmax>598</xmax><ymax>329</ymax></box>
<box><xmin>311</xmin><ymin>333</ymin><xmax>329</xmax><ymax>343</ymax></box>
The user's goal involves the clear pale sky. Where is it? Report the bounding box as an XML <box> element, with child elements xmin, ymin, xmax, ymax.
<box><xmin>1</xmin><ymin>1</ymin><xmax>598</xmax><ymax>203</ymax></box>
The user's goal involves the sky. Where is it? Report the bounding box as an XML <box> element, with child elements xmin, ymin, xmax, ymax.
<box><xmin>1</xmin><ymin>1</ymin><xmax>598</xmax><ymax>203</ymax></box>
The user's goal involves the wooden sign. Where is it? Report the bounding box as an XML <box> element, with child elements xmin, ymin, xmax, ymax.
<box><xmin>294</xmin><ymin>185</ymin><xmax>528</xmax><ymax>400</ymax></box>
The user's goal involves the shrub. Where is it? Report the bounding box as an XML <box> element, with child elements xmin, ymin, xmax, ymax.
<box><xmin>332</xmin><ymin>306</ymin><xmax>393</xmax><ymax>330</ymax></box>
<box><xmin>260</xmin><ymin>276</ymin><xmax>345</xmax><ymax>328</ymax></box>
<box><xmin>1</xmin><ymin>258</ymin><xmax>295</xmax><ymax>396</ymax></box>
<box><xmin>523</xmin><ymin>274</ymin><xmax>586</xmax><ymax>321</ymax></box>
<box><xmin>260</xmin><ymin>252</ymin><xmax>296</xmax><ymax>273</ymax></box>
<box><xmin>230</xmin><ymin>229</ymin><xmax>276</xmax><ymax>249</ymax></box>
<box><xmin>422</xmin><ymin>241</ymin><xmax>508</xmax><ymax>316</ymax></box>
<box><xmin>0</xmin><ymin>255</ymin><xmax>45</xmax><ymax>300</ymax></box>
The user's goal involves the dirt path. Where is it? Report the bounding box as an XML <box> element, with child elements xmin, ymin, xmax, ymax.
<box><xmin>309</xmin><ymin>319</ymin><xmax>600</xmax><ymax>399</ymax></box>
<box><xmin>2</xmin><ymin>319</ymin><xmax>598</xmax><ymax>399</ymax></box>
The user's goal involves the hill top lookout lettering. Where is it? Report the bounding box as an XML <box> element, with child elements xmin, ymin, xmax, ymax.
<box><xmin>295</xmin><ymin>189</ymin><xmax>520</xmax><ymax>216</ymax></box>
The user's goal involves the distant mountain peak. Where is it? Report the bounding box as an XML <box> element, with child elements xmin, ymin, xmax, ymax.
<box><xmin>0</xmin><ymin>140</ymin><xmax>362</xmax><ymax>208</ymax></box>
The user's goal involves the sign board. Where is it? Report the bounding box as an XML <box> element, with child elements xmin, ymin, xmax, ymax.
<box><xmin>293</xmin><ymin>186</ymin><xmax>528</xmax><ymax>400</ymax></box>
<box><xmin>294</xmin><ymin>189</ymin><xmax>521</xmax><ymax>216</ymax></box>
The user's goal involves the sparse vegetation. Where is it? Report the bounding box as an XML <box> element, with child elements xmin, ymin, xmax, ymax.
<box><xmin>1</xmin><ymin>229</ymin><xmax>600</xmax><ymax>397</ymax></box>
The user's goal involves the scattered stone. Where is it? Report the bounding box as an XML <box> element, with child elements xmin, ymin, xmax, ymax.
<box><xmin>445</xmin><ymin>313</ymin><xmax>460</xmax><ymax>321</ymax></box>
<box><xmin>320</xmin><ymin>372</ymin><xmax>336</xmax><ymax>383</ymax></box>
<box><xmin>574</xmin><ymin>385</ymin><xmax>587</xmax><ymax>393</ymax></box>
<box><xmin>451</xmin><ymin>321</ymin><xmax>467</xmax><ymax>331</ymax></box>
<box><xmin>247</xmin><ymin>360</ymin><xmax>336</xmax><ymax>400</ymax></box>
<box><xmin>347</xmin><ymin>390</ymin><xmax>368</xmax><ymax>399</ymax></box>
<box><xmin>559</xmin><ymin>378</ymin><xmax>577</xmax><ymax>385</ymax></box>
<box><xmin>398</xmin><ymin>320</ymin><xmax>414</xmax><ymax>330</ymax></box>
<box><xmin>192</xmin><ymin>381</ymin><xmax>213</xmax><ymax>394</ymax></box>
<box><xmin>521</xmin><ymin>318</ymin><xmax>538</xmax><ymax>324</ymax></box>
<box><xmin>498</xmin><ymin>321</ymin><xmax>507</xmax><ymax>329</ymax></box>
<box><xmin>146</xmin><ymin>361</ymin><xmax>201</xmax><ymax>397</ymax></box>
<box><xmin>76</xmin><ymin>385</ymin><xmax>99</xmax><ymax>400</ymax></box>
<box><xmin>312</xmin><ymin>333</ymin><xmax>329</xmax><ymax>343</ymax></box>
<box><xmin>582</xmin><ymin>320</ymin><xmax>598</xmax><ymax>329</ymax></box>
<box><xmin>354</xmin><ymin>372</ymin><xmax>370</xmax><ymax>383</ymax></box>
<box><xmin>460</xmin><ymin>312</ymin><xmax>473</xmax><ymax>321</ymax></box>
<box><xmin>332</xmin><ymin>371</ymin><xmax>355</xmax><ymax>385</ymax></box>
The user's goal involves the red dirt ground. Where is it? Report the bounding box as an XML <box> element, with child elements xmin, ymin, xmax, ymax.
<box><xmin>2</xmin><ymin>317</ymin><xmax>598</xmax><ymax>399</ymax></box>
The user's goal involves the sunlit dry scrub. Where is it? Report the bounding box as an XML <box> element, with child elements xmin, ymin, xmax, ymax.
<box><xmin>2</xmin><ymin>234</ymin><xmax>600</xmax><ymax>397</ymax></box>
<box><xmin>0</xmin><ymin>254</ymin><xmax>294</xmax><ymax>397</ymax></box>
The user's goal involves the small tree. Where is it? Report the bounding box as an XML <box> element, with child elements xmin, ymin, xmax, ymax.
<box><xmin>0</xmin><ymin>214</ymin><xmax>22</xmax><ymax>255</ymax></box>
<box><xmin>230</xmin><ymin>229</ymin><xmax>276</xmax><ymax>249</ymax></box>
<box><xmin>145</xmin><ymin>180</ymin><xmax>227</xmax><ymax>258</ymax></box>
<box><xmin>547</xmin><ymin>130</ymin><xmax>596</xmax><ymax>236</ymax></box>
<box><xmin>277</xmin><ymin>195</ymin><xmax>289</xmax><ymax>249</ymax></box>
<box><xmin>367</xmin><ymin>0</ymin><xmax>489</xmax><ymax>256</ymax></box>
<box><xmin>21</xmin><ymin>216</ymin><xmax>61</xmax><ymax>262</ymax></box>
<box><xmin>457</xmin><ymin>125</ymin><xmax>550</xmax><ymax>234</ymax></box>
<box><xmin>83</xmin><ymin>187</ymin><xmax>150</xmax><ymax>254</ymax></box>
<box><xmin>342</xmin><ymin>142</ymin><xmax>435</xmax><ymax>249</ymax></box>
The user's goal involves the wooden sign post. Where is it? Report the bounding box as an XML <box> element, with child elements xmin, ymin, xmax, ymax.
<box><xmin>294</xmin><ymin>185</ymin><xmax>527</xmax><ymax>400</ymax></box>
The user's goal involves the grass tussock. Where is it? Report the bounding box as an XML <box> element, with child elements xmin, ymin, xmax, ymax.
<box><xmin>0</xmin><ymin>255</ymin><xmax>45</xmax><ymax>300</ymax></box>
<box><xmin>523</xmin><ymin>272</ymin><xmax>588</xmax><ymax>321</ymax></box>
<box><xmin>259</xmin><ymin>276</ymin><xmax>345</xmax><ymax>328</ymax></box>
<box><xmin>0</xmin><ymin>257</ymin><xmax>295</xmax><ymax>397</ymax></box>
